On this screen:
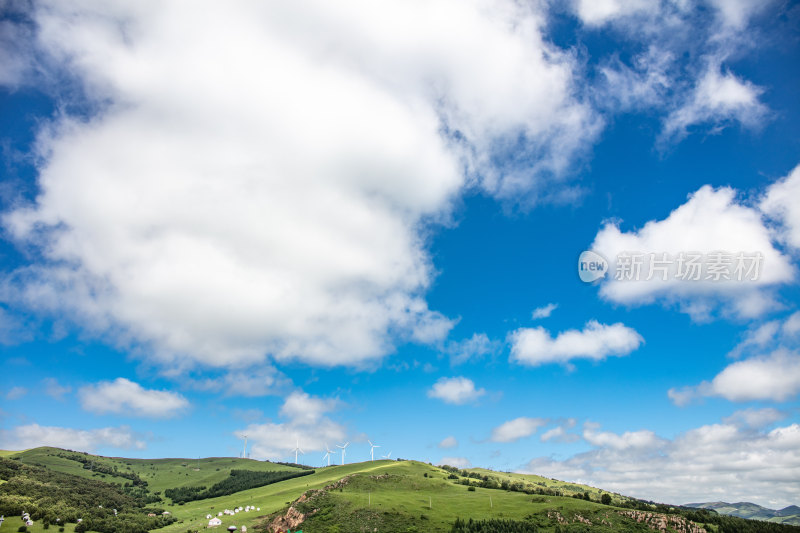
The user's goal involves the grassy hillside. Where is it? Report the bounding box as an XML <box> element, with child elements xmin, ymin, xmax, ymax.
<box><xmin>0</xmin><ymin>449</ymin><xmax>23</xmax><ymax>457</ymax></box>
<box><xmin>4</xmin><ymin>448</ymin><xmax>800</xmax><ymax>533</ymax></box>
<box><xmin>457</xmin><ymin>467</ymin><xmax>635</xmax><ymax>505</ymax></box>
<box><xmin>13</xmin><ymin>447</ymin><xmax>303</xmax><ymax>495</ymax></box>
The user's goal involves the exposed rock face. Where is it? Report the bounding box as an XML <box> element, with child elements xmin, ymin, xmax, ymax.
<box><xmin>266</xmin><ymin>505</ymin><xmax>305</xmax><ymax>533</ymax></box>
<box><xmin>619</xmin><ymin>510</ymin><xmax>707</xmax><ymax>533</ymax></box>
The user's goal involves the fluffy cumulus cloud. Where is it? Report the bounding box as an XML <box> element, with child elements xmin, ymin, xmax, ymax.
<box><xmin>592</xmin><ymin>184</ymin><xmax>795</xmax><ymax>320</ymax></box>
<box><xmin>78</xmin><ymin>378</ymin><xmax>189</xmax><ymax>418</ymax></box>
<box><xmin>490</xmin><ymin>417</ymin><xmax>547</xmax><ymax>443</ymax></box>
<box><xmin>521</xmin><ymin>416</ymin><xmax>800</xmax><ymax>507</ymax></box>
<box><xmin>427</xmin><ymin>376</ymin><xmax>486</xmax><ymax>405</ymax></box>
<box><xmin>670</xmin><ymin>311</ymin><xmax>800</xmax><ymax>405</ymax></box>
<box><xmin>670</xmin><ymin>349</ymin><xmax>800</xmax><ymax>405</ymax></box>
<box><xmin>236</xmin><ymin>390</ymin><xmax>346</xmax><ymax>460</ymax></box>
<box><xmin>509</xmin><ymin>320</ymin><xmax>643</xmax><ymax>366</ymax></box>
<box><xmin>761</xmin><ymin>164</ymin><xmax>800</xmax><ymax>251</ymax></box>
<box><xmin>0</xmin><ymin>423</ymin><xmax>146</xmax><ymax>452</ymax></box>
<box><xmin>0</xmin><ymin>0</ymin><xmax>599</xmax><ymax>370</ymax></box>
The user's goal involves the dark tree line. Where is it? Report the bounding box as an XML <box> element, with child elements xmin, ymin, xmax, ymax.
<box><xmin>451</xmin><ymin>518</ymin><xmax>540</xmax><ymax>532</ymax></box>
<box><xmin>164</xmin><ymin>469</ymin><xmax>314</xmax><ymax>503</ymax></box>
<box><xmin>0</xmin><ymin>458</ymin><xmax>175</xmax><ymax>533</ymax></box>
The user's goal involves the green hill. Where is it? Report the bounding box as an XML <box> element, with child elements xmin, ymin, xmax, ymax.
<box><xmin>2</xmin><ymin>447</ymin><xmax>799</xmax><ymax>533</ymax></box>
<box><xmin>686</xmin><ymin>502</ymin><xmax>800</xmax><ymax>526</ymax></box>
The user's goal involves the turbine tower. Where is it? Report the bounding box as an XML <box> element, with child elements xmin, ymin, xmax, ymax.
<box><xmin>337</xmin><ymin>442</ymin><xmax>350</xmax><ymax>465</ymax></box>
<box><xmin>242</xmin><ymin>434</ymin><xmax>248</xmax><ymax>459</ymax></box>
<box><xmin>292</xmin><ymin>439</ymin><xmax>304</xmax><ymax>464</ymax></box>
<box><xmin>369</xmin><ymin>440</ymin><xmax>380</xmax><ymax>461</ymax></box>
<box><xmin>322</xmin><ymin>443</ymin><xmax>335</xmax><ymax>466</ymax></box>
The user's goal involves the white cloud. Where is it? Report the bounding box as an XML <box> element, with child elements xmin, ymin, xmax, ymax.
<box><xmin>597</xmin><ymin>47</ymin><xmax>674</xmax><ymax>112</ymax></box>
<box><xmin>761</xmin><ymin>164</ymin><xmax>800</xmax><ymax>251</ymax></box>
<box><xmin>490</xmin><ymin>417</ymin><xmax>547</xmax><ymax>443</ymax></box>
<box><xmin>279</xmin><ymin>391</ymin><xmax>338</xmax><ymax>426</ymax></box>
<box><xmin>540</xmin><ymin>418</ymin><xmax>579</xmax><ymax>443</ymax></box>
<box><xmin>438</xmin><ymin>456</ymin><xmax>472</xmax><ymax>469</ymax></box>
<box><xmin>78</xmin><ymin>378</ymin><xmax>189</xmax><ymax>418</ymax></box>
<box><xmin>445</xmin><ymin>333</ymin><xmax>499</xmax><ymax>366</ymax></box>
<box><xmin>592</xmin><ymin>185</ymin><xmax>795</xmax><ymax>320</ymax></box>
<box><xmin>521</xmin><ymin>418</ymin><xmax>800</xmax><ymax>508</ymax></box>
<box><xmin>722</xmin><ymin>407</ymin><xmax>786</xmax><ymax>429</ymax></box>
<box><xmin>427</xmin><ymin>376</ymin><xmax>485</xmax><ymax>405</ymax></box>
<box><xmin>541</xmin><ymin>426</ymin><xmax>579</xmax><ymax>443</ymax></box>
<box><xmin>236</xmin><ymin>390</ymin><xmax>345</xmax><ymax>460</ymax></box>
<box><xmin>583</xmin><ymin>423</ymin><xmax>664</xmax><ymax>450</ymax></box>
<box><xmin>531</xmin><ymin>303</ymin><xmax>558</xmax><ymax>320</ymax></box>
<box><xmin>670</xmin><ymin>349</ymin><xmax>800</xmax><ymax>404</ymax></box>
<box><xmin>0</xmin><ymin>423</ymin><xmax>146</xmax><ymax>452</ymax></box>
<box><xmin>42</xmin><ymin>377</ymin><xmax>71</xmax><ymax>400</ymax></box>
<box><xmin>715</xmin><ymin>349</ymin><xmax>799</xmax><ymax>402</ymax></box>
<box><xmin>708</xmin><ymin>0</ymin><xmax>773</xmax><ymax>29</ymax></box>
<box><xmin>188</xmin><ymin>366</ymin><xmax>291</xmax><ymax>397</ymax></box>
<box><xmin>1</xmin><ymin>0</ymin><xmax>599</xmax><ymax>370</ymax></box>
<box><xmin>727</xmin><ymin>320</ymin><xmax>781</xmax><ymax>358</ymax></box>
<box><xmin>509</xmin><ymin>320</ymin><xmax>643</xmax><ymax>366</ymax></box>
<box><xmin>662</xmin><ymin>65</ymin><xmax>767</xmax><ymax>143</ymax></box>
<box><xmin>6</xmin><ymin>386</ymin><xmax>27</xmax><ymax>400</ymax></box>
<box><xmin>572</xmin><ymin>0</ymin><xmax>657</xmax><ymax>26</ymax></box>
<box><xmin>784</xmin><ymin>311</ymin><xmax>800</xmax><ymax>336</ymax></box>
<box><xmin>671</xmin><ymin>310</ymin><xmax>800</xmax><ymax>405</ymax></box>
<box><xmin>438</xmin><ymin>436</ymin><xmax>458</xmax><ymax>449</ymax></box>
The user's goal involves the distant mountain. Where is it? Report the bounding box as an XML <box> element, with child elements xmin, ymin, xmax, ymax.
<box><xmin>686</xmin><ymin>501</ymin><xmax>800</xmax><ymax>526</ymax></box>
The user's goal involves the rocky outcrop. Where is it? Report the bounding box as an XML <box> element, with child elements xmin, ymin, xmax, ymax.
<box><xmin>266</xmin><ymin>505</ymin><xmax>305</xmax><ymax>533</ymax></box>
<box><xmin>618</xmin><ymin>510</ymin><xmax>707</xmax><ymax>533</ymax></box>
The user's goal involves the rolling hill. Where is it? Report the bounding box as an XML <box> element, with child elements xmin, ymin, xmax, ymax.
<box><xmin>2</xmin><ymin>447</ymin><xmax>799</xmax><ymax>533</ymax></box>
<box><xmin>686</xmin><ymin>502</ymin><xmax>800</xmax><ymax>526</ymax></box>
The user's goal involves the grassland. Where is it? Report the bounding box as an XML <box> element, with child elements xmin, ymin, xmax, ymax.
<box><xmin>5</xmin><ymin>448</ymin><xmax>799</xmax><ymax>533</ymax></box>
<box><xmin>13</xmin><ymin>447</ymin><xmax>302</xmax><ymax>494</ymax></box>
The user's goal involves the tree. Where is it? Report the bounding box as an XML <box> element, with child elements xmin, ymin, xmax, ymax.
<box><xmin>601</xmin><ymin>493</ymin><xmax>612</xmax><ymax>505</ymax></box>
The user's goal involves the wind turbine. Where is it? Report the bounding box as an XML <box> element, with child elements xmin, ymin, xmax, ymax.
<box><xmin>241</xmin><ymin>434</ymin><xmax>248</xmax><ymax>459</ymax></box>
<box><xmin>369</xmin><ymin>440</ymin><xmax>380</xmax><ymax>461</ymax></box>
<box><xmin>336</xmin><ymin>442</ymin><xmax>350</xmax><ymax>465</ymax></box>
<box><xmin>382</xmin><ymin>451</ymin><xmax>392</xmax><ymax>459</ymax></box>
<box><xmin>322</xmin><ymin>443</ymin><xmax>335</xmax><ymax>467</ymax></box>
<box><xmin>292</xmin><ymin>439</ymin><xmax>304</xmax><ymax>464</ymax></box>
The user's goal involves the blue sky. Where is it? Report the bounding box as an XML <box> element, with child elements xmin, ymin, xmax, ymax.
<box><xmin>1</xmin><ymin>0</ymin><xmax>799</xmax><ymax>508</ymax></box>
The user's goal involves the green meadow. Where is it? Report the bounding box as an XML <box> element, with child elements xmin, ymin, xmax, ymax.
<box><xmin>3</xmin><ymin>448</ymin><xmax>799</xmax><ymax>532</ymax></box>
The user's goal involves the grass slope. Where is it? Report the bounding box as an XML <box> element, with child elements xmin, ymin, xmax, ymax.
<box><xmin>13</xmin><ymin>447</ymin><xmax>302</xmax><ymax>494</ymax></box>
<box><xmin>7</xmin><ymin>448</ymin><xmax>800</xmax><ymax>533</ymax></box>
<box><xmin>290</xmin><ymin>461</ymin><xmax>626</xmax><ymax>532</ymax></box>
